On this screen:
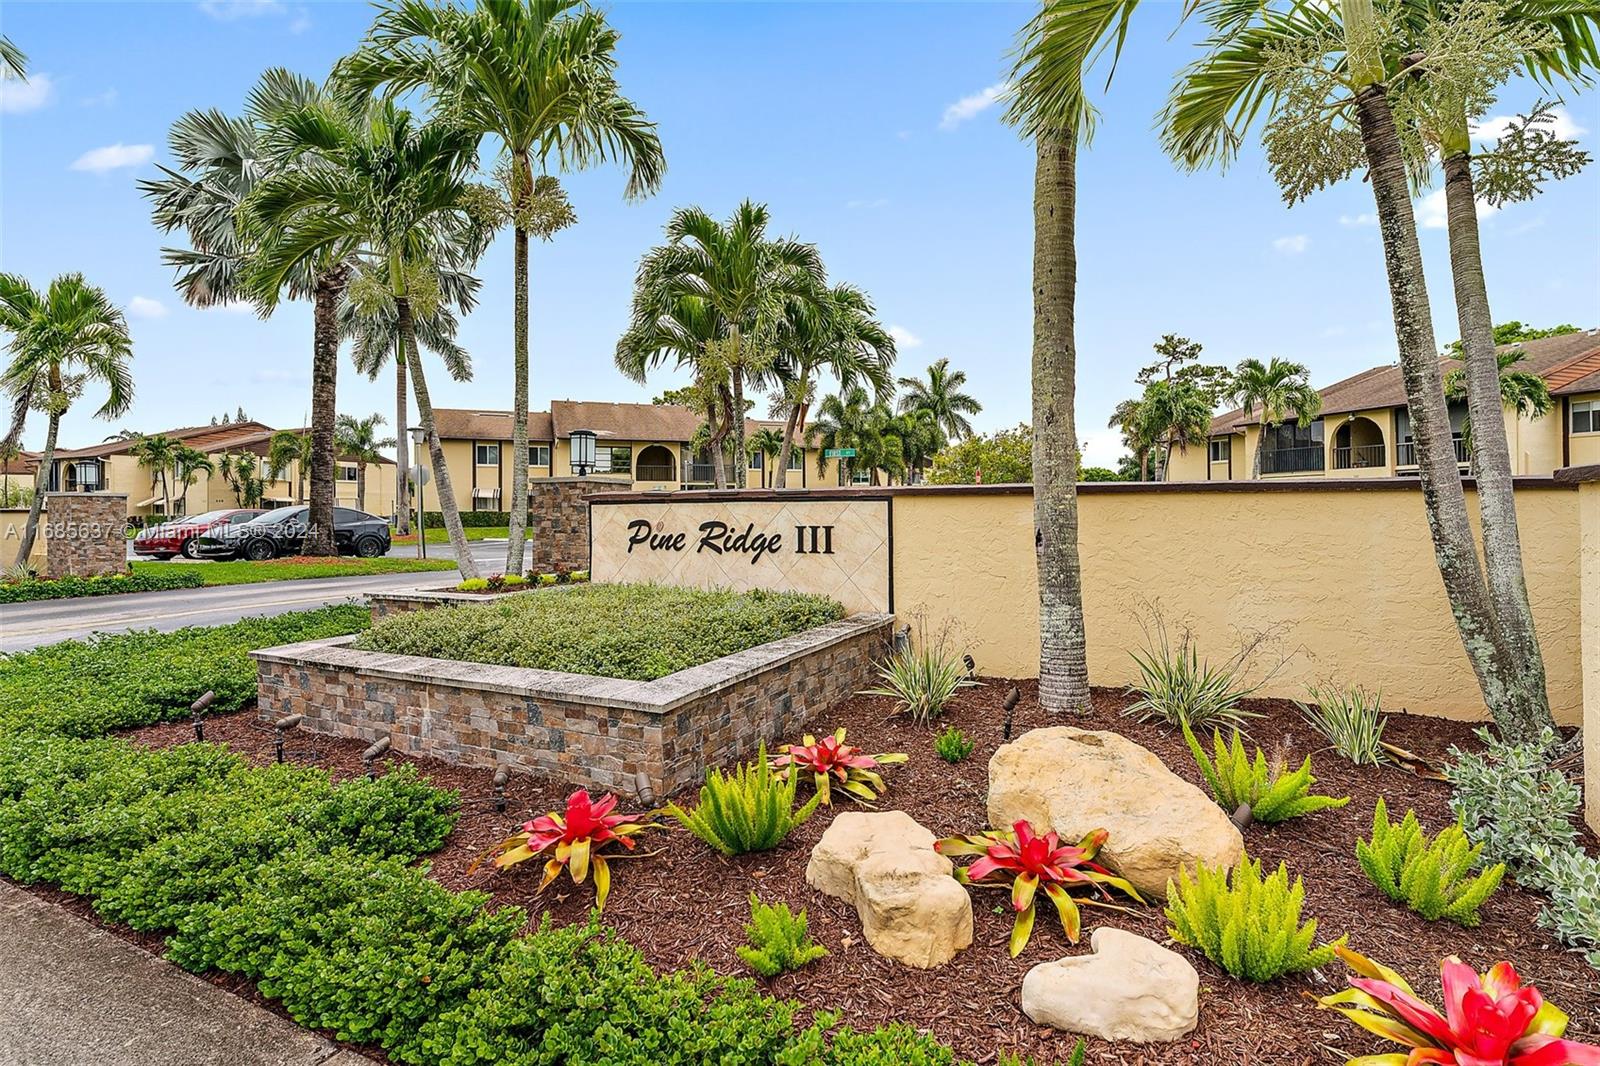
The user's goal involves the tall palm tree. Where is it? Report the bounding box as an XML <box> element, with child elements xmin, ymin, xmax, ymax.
<box><xmin>267</xmin><ymin>429</ymin><xmax>311</xmax><ymax>503</ymax></box>
<box><xmin>617</xmin><ymin>292</ymin><xmax>736</xmax><ymax>487</ymax></box>
<box><xmin>1443</xmin><ymin>348</ymin><xmax>1555</xmax><ymax>465</ymax></box>
<box><xmin>335</xmin><ymin>412</ymin><xmax>397</xmax><ymax>513</ymax></box>
<box><xmin>617</xmin><ymin>201</ymin><xmax>825</xmax><ymax>488</ymax></box>
<box><xmin>172</xmin><ymin>444</ymin><xmax>215</xmax><ymax>514</ymax></box>
<box><xmin>1228</xmin><ymin>357</ymin><xmax>1322</xmax><ymax>479</ymax></box>
<box><xmin>140</xmin><ymin>68</ymin><xmax>349</xmax><ymax>556</ymax></box>
<box><xmin>1162</xmin><ymin>0</ymin><xmax>1558</xmax><ymax>737</ymax></box>
<box><xmin>219</xmin><ymin>451</ymin><xmax>265</xmax><ymax>508</ymax></box>
<box><xmin>1107</xmin><ymin>396</ymin><xmax>1157</xmax><ymax>481</ymax></box>
<box><xmin>339</xmin><ymin>262</ymin><xmax>478</xmax><ymax>533</ymax></box>
<box><xmin>1142</xmin><ymin>376</ymin><xmax>1215</xmax><ymax>481</ymax></box>
<box><xmin>809</xmin><ymin>385</ymin><xmax>874</xmax><ymax>485</ymax></box>
<box><xmin>772</xmin><ymin>282</ymin><xmax>895</xmax><ymax>488</ymax></box>
<box><xmin>897</xmin><ymin>357</ymin><xmax>982</xmax><ymax>443</ymax></box>
<box><xmin>747</xmin><ymin>427</ymin><xmax>783</xmax><ymax>488</ymax></box>
<box><xmin>242</xmin><ymin>100</ymin><xmax>493</xmax><ymax>575</ymax></box>
<box><xmin>344</xmin><ymin>0</ymin><xmax>665</xmax><ymax>575</ymax></box>
<box><xmin>0</xmin><ymin>273</ymin><xmax>134</xmax><ymax>565</ymax></box>
<box><xmin>889</xmin><ymin>407</ymin><xmax>941</xmax><ymax>484</ymax></box>
<box><xmin>129</xmin><ymin>433</ymin><xmax>178</xmax><ymax>515</ymax></box>
<box><xmin>1005</xmin><ymin>0</ymin><xmax>1144</xmax><ymax>714</ymax></box>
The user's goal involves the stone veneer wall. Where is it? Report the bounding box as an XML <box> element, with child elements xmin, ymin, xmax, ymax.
<box><xmin>252</xmin><ymin>614</ymin><xmax>893</xmax><ymax>795</ymax></box>
<box><xmin>526</xmin><ymin>477</ymin><xmax>632</xmax><ymax>572</ymax></box>
<box><xmin>44</xmin><ymin>492</ymin><xmax>128</xmax><ymax>578</ymax></box>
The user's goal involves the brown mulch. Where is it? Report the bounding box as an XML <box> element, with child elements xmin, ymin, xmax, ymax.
<box><xmin>109</xmin><ymin>686</ymin><xmax>1600</xmax><ymax>1065</ymax></box>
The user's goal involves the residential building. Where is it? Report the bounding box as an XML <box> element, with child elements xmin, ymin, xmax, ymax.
<box><xmin>426</xmin><ymin>400</ymin><xmax>850</xmax><ymax>509</ymax></box>
<box><xmin>44</xmin><ymin>421</ymin><xmax>396</xmax><ymax>519</ymax></box>
<box><xmin>1166</xmin><ymin>330</ymin><xmax>1600</xmax><ymax>482</ymax></box>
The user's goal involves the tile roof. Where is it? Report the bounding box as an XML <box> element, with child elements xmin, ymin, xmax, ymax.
<box><xmin>431</xmin><ymin>401</ymin><xmax>782</xmax><ymax>444</ymax></box>
<box><xmin>1209</xmin><ymin>329</ymin><xmax>1600</xmax><ymax>434</ymax></box>
<box><xmin>52</xmin><ymin>421</ymin><xmax>279</xmax><ymax>460</ymax></box>
<box><xmin>430</xmin><ymin>408</ymin><xmax>555</xmax><ymax>442</ymax></box>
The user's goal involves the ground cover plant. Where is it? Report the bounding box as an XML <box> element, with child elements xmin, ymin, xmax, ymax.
<box><xmin>666</xmin><ymin>742</ymin><xmax>820</xmax><ymax>855</ymax></box>
<box><xmin>353</xmin><ymin>583</ymin><xmax>843</xmax><ymax>680</ymax></box>
<box><xmin>0</xmin><ymin>604</ymin><xmax>370</xmax><ymax>737</ymax></box>
<box><xmin>1165</xmin><ymin>856</ymin><xmax>1346</xmax><ymax>981</ymax></box>
<box><xmin>132</xmin><ymin>557</ymin><xmax>457</xmax><ymax>586</ymax></box>
<box><xmin>1356</xmin><ymin>798</ymin><xmax>1505</xmax><ymax>926</ymax></box>
<box><xmin>1182</xmin><ymin>721</ymin><xmax>1349</xmax><ymax>825</ymax></box>
<box><xmin>0</xmin><ymin>568</ymin><xmax>205</xmax><ymax>602</ymax></box>
<box><xmin>737</xmin><ymin>894</ymin><xmax>828</xmax><ymax>977</ymax></box>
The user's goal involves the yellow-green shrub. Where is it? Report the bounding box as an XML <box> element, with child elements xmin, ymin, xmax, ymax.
<box><xmin>1355</xmin><ymin>799</ymin><xmax>1504</xmax><ymax>926</ymax></box>
<box><xmin>1165</xmin><ymin>857</ymin><xmax>1345</xmax><ymax>981</ymax></box>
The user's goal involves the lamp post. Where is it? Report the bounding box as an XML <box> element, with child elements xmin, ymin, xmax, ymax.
<box><xmin>570</xmin><ymin>429</ymin><xmax>597</xmax><ymax>477</ymax></box>
<box><xmin>408</xmin><ymin>426</ymin><xmax>428</xmax><ymax>560</ymax></box>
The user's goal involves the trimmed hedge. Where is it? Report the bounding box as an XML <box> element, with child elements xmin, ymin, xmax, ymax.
<box><xmin>0</xmin><ymin>568</ymin><xmax>206</xmax><ymax>603</ymax></box>
<box><xmin>0</xmin><ymin>604</ymin><xmax>371</xmax><ymax>737</ymax></box>
<box><xmin>422</xmin><ymin>510</ymin><xmax>514</xmax><ymax>528</ymax></box>
<box><xmin>354</xmin><ymin>584</ymin><xmax>845</xmax><ymax>680</ymax></box>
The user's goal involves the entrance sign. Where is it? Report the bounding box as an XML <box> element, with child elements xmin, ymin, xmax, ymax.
<box><xmin>590</xmin><ymin>496</ymin><xmax>891</xmax><ymax>615</ymax></box>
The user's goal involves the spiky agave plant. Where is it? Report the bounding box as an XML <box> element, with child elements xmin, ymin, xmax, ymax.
<box><xmin>936</xmin><ymin>821</ymin><xmax>1144</xmax><ymax>956</ymax></box>
<box><xmin>1316</xmin><ymin>946</ymin><xmax>1600</xmax><ymax>1065</ymax></box>
<box><xmin>769</xmin><ymin>728</ymin><xmax>907</xmax><ymax>805</ymax></box>
<box><xmin>470</xmin><ymin>790</ymin><xmax>658</xmax><ymax>912</ymax></box>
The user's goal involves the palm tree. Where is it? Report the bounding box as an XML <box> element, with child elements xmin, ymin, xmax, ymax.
<box><xmin>617</xmin><ymin>201</ymin><xmax>825</xmax><ymax>488</ymax></box>
<box><xmin>335</xmin><ymin>412</ymin><xmax>397</xmax><ymax>513</ymax></box>
<box><xmin>344</xmin><ymin>0</ymin><xmax>665</xmax><ymax>576</ymax></box>
<box><xmin>1142</xmin><ymin>376</ymin><xmax>1214</xmax><ymax>481</ymax></box>
<box><xmin>2</xmin><ymin>36</ymin><xmax>26</xmax><ymax>79</ymax></box>
<box><xmin>129</xmin><ymin>433</ymin><xmax>178</xmax><ymax>515</ymax></box>
<box><xmin>619</xmin><ymin>298</ymin><xmax>737</xmax><ymax>488</ymax></box>
<box><xmin>339</xmin><ymin>262</ymin><xmax>477</xmax><ymax>533</ymax></box>
<box><xmin>1004</xmin><ymin>0</ymin><xmax>1144</xmax><ymax>714</ymax></box>
<box><xmin>242</xmin><ymin>100</ymin><xmax>493</xmax><ymax>576</ymax></box>
<box><xmin>810</xmin><ymin>385</ymin><xmax>873</xmax><ymax>485</ymax></box>
<box><xmin>747</xmin><ymin>427</ymin><xmax>783</xmax><ymax>488</ymax></box>
<box><xmin>1107</xmin><ymin>397</ymin><xmax>1157</xmax><ymax>481</ymax></box>
<box><xmin>772</xmin><ymin>283</ymin><xmax>895</xmax><ymax>489</ymax></box>
<box><xmin>267</xmin><ymin>429</ymin><xmax>311</xmax><ymax>503</ymax></box>
<box><xmin>1443</xmin><ymin>348</ymin><xmax>1554</xmax><ymax>467</ymax></box>
<box><xmin>219</xmin><ymin>451</ymin><xmax>265</xmax><ymax>508</ymax></box>
<box><xmin>0</xmin><ymin>273</ymin><xmax>134</xmax><ymax>565</ymax></box>
<box><xmin>889</xmin><ymin>407</ymin><xmax>941</xmax><ymax>483</ymax></box>
<box><xmin>140</xmin><ymin>68</ymin><xmax>349</xmax><ymax>556</ymax></box>
<box><xmin>172</xmin><ymin>444</ymin><xmax>215</xmax><ymax>513</ymax></box>
<box><xmin>1228</xmin><ymin>358</ymin><xmax>1322</xmax><ymax>479</ymax></box>
<box><xmin>897</xmin><ymin>357</ymin><xmax>982</xmax><ymax>443</ymax></box>
<box><xmin>1161</xmin><ymin>0</ymin><xmax>1558</xmax><ymax>737</ymax></box>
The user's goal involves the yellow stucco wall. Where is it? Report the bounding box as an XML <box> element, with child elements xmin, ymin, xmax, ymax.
<box><xmin>1570</xmin><ymin>393</ymin><xmax>1600</xmax><ymax>468</ymax></box>
<box><xmin>0</xmin><ymin>506</ymin><xmax>48</xmax><ymax>570</ymax></box>
<box><xmin>1578</xmin><ymin>478</ymin><xmax>1599</xmax><ymax>832</ymax></box>
<box><xmin>890</xmin><ymin>482</ymin><xmax>1583</xmax><ymax>724</ymax></box>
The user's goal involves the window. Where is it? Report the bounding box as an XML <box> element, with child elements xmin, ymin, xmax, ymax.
<box><xmin>635</xmin><ymin>445</ymin><xmax>675</xmax><ymax>482</ymax></box>
<box><xmin>585</xmin><ymin>445</ymin><xmax>631</xmax><ymax>476</ymax></box>
<box><xmin>749</xmin><ymin>450</ymin><xmax>764</xmax><ymax>470</ymax></box>
<box><xmin>1208</xmin><ymin>438</ymin><xmax>1231</xmax><ymax>463</ymax></box>
<box><xmin>528</xmin><ymin>444</ymin><xmax>550</xmax><ymax>468</ymax></box>
<box><xmin>334</xmin><ymin>507</ymin><xmax>362</xmax><ymax>524</ymax></box>
<box><xmin>338</xmin><ymin>464</ymin><xmax>358</xmax><ymax>482</ymax></box>
<box><xmin>1259</xmin><ymin>419</ymin><xmax>1324</xmax><ymax>474</ymax></box>
<box><xmin>787</xmin><ymin>449</ymin><xmax>803</xmax><ymax>471</ymax></box>
<box><xmin>851</xmin><ymin>469</ymin><xmax>872</xmax><ymax>485</ymax></box>
<box><xmin>1573</xmin><ymin>399</ymin><xmax>1597</xmax><ymax>435</ymax></box>
<box><xmin>475</xmin><ymin>443</ymin><xmax>499</xmax><ymax>465</ymax></box>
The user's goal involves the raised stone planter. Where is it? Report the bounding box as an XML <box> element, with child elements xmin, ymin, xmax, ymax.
<box><xmin>368</xmin><ymin>582</ymin><xmax>580</xmax><ymax>620</ymax></box>
<box><xmin>251</xmin><ymin>613</ymin><xmax>893</xmax><ymax>795</ymax></box>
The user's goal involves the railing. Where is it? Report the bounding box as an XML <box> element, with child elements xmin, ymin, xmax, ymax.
<box><xmin>1260</xmin><ymin>444</ymin><xmax>1326</xmax><ymax>475</ymax></box>
<box><xmin>1333</xmin><ymin>443</ymin><xmax>1386</xmax><ymax>470</ymax></box>
<box><xmin>684</xmin><ymin>462</ymin><xmax>718</xmax><ymax>486</ymax></box>
<box><xmin>1395</xmin><ymin>438</ymin><xmax>1470</xmax><ymax>467</ymax></box>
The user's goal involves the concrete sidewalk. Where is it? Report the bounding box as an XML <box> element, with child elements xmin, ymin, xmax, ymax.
<box><xmin>0</xmin><ymin>881</ymin><xmax>377</xmax><ymax>1066</ymax></box>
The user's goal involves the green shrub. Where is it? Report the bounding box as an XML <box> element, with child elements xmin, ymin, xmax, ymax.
<box><xmin>0</xmin><ymin>604</ymin><xmax>371</xmax><ymax>737</ymax></box>
<box><xmin>457</xmin><ymin>577</ymin><xmax>489</xmax><ymax>592</ymax></box>
<box><xmin>0</xmin><ymin>568</ymin><xmax>205</xmax><ymax>603</ymax></box>
<box><xmin>933</xmin><ymin>725</ymin><xmax>975</xmax><ymax>763</ymax></box>
<box><xmin>1124</xmin><ymin>630</ymin><xmax>1261</xmax><ymax>730</ymax></box>
<box><xmin>1296</xmin><ymin>682</ymin><xmax>1387</xmax><ymax>765</ymax></box>
<box><xmin>354</xmin><ymin>584</ymin><xmax>845</xmax><ymax>681</ymax></box>
<box><xmin>737</xmin><ymin>894</ymin><xmax>827</xmax><ymax>977</ymax></box>
<box><xmin>862</xmin><ymin>629</ymin><xmax>974</xmax><ymax>726</ymax></box>
<box><xmin>1165</xmin><ymin>856</ymin><xmax>1345</xmax><ymax>981</ymax></box>
<box><xmin>666</xmin><ymin>743</ymin><xmax>820</xmax><ymax>855</ymax></box>
<box><xmin>1181</xmin><ymin>721</ymin><xmax>1349</xmax><ymax>824</ymax></box>
<box><xmin>1355</xmin><ymin>798</ymin><xmax>1504</xmax><ymax>926</ymax></box>
<box><xmin>1445</xmin><ymin>727</ymin><xmax>1581</xmax><ymax>868</ymax></box>
<box><xmin>1521</xmin><ymin>844</ymin><xmax>1600</xmax><ymax>969</ymax></box>
<box><xmin>422</xmin><ymin>509</ymin><xmax>513</xmax><ymax>528</ymax></box>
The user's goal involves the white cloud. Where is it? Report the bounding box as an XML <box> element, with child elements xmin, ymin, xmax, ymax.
<box><xmin>1417</xmin><ymin>187</ymin><xmax>1498</xmax><ymax>229</ymax></box>
<box><xmin>205</xmin><ymin>300</ymin><xmax>256</xmax><ymax>314</ymax></box>
<box><xmin>1339</xmin><ymin>213</ymin><xmax>1375</xmax><ymax>227</ymax></box>
<box><xmin>847</xmin><ymin>197</ymin><xmax>890</xmax><ymax>210</ymax></box>
<box><xmin>1472</xmin><ymin>106</ymin><xmax>1586</xmax><ymax>144</ymax></box>
<box><xmin>70</xmin><ymin>143</ymin><xmax>154</xmax><ymax>173</ymax></box>
<box><xmin>127</xmin><ymin>297</ymin><xmax>168</xmax><ymax>319</ymax></box>
<box><xmin>81</xmin><ymin>88</ymin><xmax>119</xmax><ymax>108</ymax></box>
<box><xmin>940</xmin><ymin>83</ymin><xmax>1008</xmax><ymax>130</ymax></box>
<box><xmin>0</xmin><ymin>71</ymin><xmax>54</xmax><ymax>114</ymax></box>
<box><xmin>888</xmin><ymin>325</ymin><xmax>923</xmax><ymax>350</ymax></box>
<box><xmin>1272</xmin><ymin>234</ymin><xmax>1310</xmax><ymax>254</ymax></box>
<box><xmin>198</xmin><ymin>0</ymin><xmax>284</xmax><ymax>19</ymax></box>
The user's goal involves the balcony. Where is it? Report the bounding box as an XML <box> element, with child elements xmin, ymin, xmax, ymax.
<box><xmin>1395</xmin><ymin>438</ymin><xmax>1470</xmax><ymax>467</ymax></box>
<box><xmin>1333</xmin><ymin>443</ymin><xmax>1386</xmax><ymax>470</ymax></box>
<box><xmin>1260</xmin><ymin>444</ymin><xmax>1325</xmax><ymax>475</ymax></box>
<box><xmin>683</xmin><ymin>461</ymin><xmax>718</xmax><ymax>486</ymax></box>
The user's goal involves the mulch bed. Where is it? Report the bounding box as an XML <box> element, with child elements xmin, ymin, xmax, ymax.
<box><xmin>107</xmin><ymin>685</ymin><xmax>1600</xmax><ymax>1064</ymax></box>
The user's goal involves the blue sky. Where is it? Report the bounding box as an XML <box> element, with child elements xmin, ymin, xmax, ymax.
<box><xmin>2</xmin><ymin>0</ymin><xmax>1597</xmax><ymax>466</ymax></box>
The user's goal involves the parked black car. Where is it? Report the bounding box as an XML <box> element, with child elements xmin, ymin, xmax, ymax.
<box><xmin>192</xmin><ymin>506</ymin><xmax>391</xmax><ymax>561</ymax></box>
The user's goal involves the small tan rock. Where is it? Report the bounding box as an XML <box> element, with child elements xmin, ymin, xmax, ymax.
<box><xmin>805</xmin><ymin>810</ymin><xmax>972</xmax><ymax>968</ymax></box>
<box><xmin>988</xmin><ymin>727</ymin><xmax>1243</xmax><ymax>899</ymax></box>
<box><xmin>1021</xmin><ymin>928</ymin><xmax>1200</xmax><ymax>1043</ymax></box>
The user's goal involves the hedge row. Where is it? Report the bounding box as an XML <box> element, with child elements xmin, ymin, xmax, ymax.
<box><xmin>421</xmin><ymin>510</ymin><xmax>514</xmax><ymax>528</ymax></box>
<box><xmin>0</xmin><ymin>568</ymin><xmax>206</xmax><ymax>603</ymax></box>
<box><xmin>0</xmin><ymin>604</ymin><xmax>371</xmax><ymax>737</ymax></box>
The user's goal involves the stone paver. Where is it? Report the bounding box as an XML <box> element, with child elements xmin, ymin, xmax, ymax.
<box><xmin>0</xmin><ymin>881</ymin><xmax>378</xmax><ymax>1066</ymax></box>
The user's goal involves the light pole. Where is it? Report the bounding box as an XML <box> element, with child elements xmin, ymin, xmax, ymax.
<box><xmin>407</xmin><ymin>426</ymin><xmax>428</xmax><ymax>560</ymax></box>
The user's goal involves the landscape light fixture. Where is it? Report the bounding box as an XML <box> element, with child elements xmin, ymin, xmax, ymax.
<box><xmin>570</xmin><ymin>429</ymin><xmax>597</xmax><ymax>477</ymax></box>
<box><xmin>190</xmin><ymin>690</ymin><xmax>214</xmax><ymax>742</ymax></box>
<box><xmin>362</xmin><ymin>735</ymin><xmax>391</xmax><ymax>780</ymax></box>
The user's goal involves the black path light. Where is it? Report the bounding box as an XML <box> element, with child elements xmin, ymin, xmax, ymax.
<box><xmin>190</xmin><ymin>691</ymin><xmax>214</xmax><ymax>741</ymax></box>
<box><xmin>492</xmin><ymin>766</ymin><xmax>510</xmax><ymax>814</ymax></box>
<box><xmin>362</xmin><ymin>736</ymin><xmax>391</xmax><ymax>780</ymax></box>
<box><xmin>632</xmin><ymin>769</ymin><xmax>656</xmax><ymax>808</ymax></box>
<box><xmin>569</xmin><ymin>429</ymin><xmax>597</xmax><ymax>477</ymax></box>
<box><xmin>1001</xmin><ymin>685</ymin><xmax>1020</xmax><ymax>741</ymax></box>
<box><xmin>962</xmin><ymin>654</ymin><xmax>976</xmax><ymax>680</ymax></box>
<box><xmin>273</xmin><ymin>714</ymin><xmax>303</xmax><ymax>764</ymax></box>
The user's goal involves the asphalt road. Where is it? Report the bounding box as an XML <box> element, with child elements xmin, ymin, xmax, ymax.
<box><xmin>2</xmin><ymin>541</ymin><xmax>520</xmax><ymax>653</ymax></box>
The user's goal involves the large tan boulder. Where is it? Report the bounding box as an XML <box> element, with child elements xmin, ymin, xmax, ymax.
<box><xmin>805</xmin><ymin>811</ymin><xmax>972</xmax><ymax>968</ymax></box>
<box><xmin>988</xmin><ymin>727</ymin><xmax>1242</xmax><ymax>899</ymax></box>
<box><xmin>1021</xmin><ymin>928</ymin><xmax>1200</xmax><ymax>1043</ymax></box>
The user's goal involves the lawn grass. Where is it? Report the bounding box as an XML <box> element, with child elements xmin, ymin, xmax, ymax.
<box><xmin>391</xmin><ymin>526</ymin><xmax>509</xmax><ymax>544</ymax></box>
<box><xmin>131</xmin><ymin>557</ymin><xmax>458</xmax><ymax>586</ymax></box>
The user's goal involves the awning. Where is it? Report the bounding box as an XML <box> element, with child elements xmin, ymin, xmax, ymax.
<box><xmin>134</xmin><ymin>495</ymin><xmax>162</xmax><ymax>508</ymax></box>
<box><xmin>471</xmin><ymin>487</ymin><xmax>501</xmax><ymax>498</ymax></box>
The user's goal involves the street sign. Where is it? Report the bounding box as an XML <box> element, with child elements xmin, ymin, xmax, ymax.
<box><xmin>824</xmin><ymin>448</ymin><xmax>857</xmax><ymax>458</ymax></box>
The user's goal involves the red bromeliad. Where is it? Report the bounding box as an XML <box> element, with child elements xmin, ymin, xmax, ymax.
<box><xmin>1317</xmin><ymin>946</ymin><xmax>1600</xmax><ymax>1066</ymax></box>
<box><xmin>769</xmin><ymin>728</ymin><xmax>907</xmax><ymax>805</ymax></box>
<box><xmin>469</xmin><ymin>790</ymin><xmax>658</xmax><ymax>912</ymax></box>
<box><xmin>935</xmin><ymin>821</ymin><xmax>1143</xmax><ymax>956</ymax></box>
